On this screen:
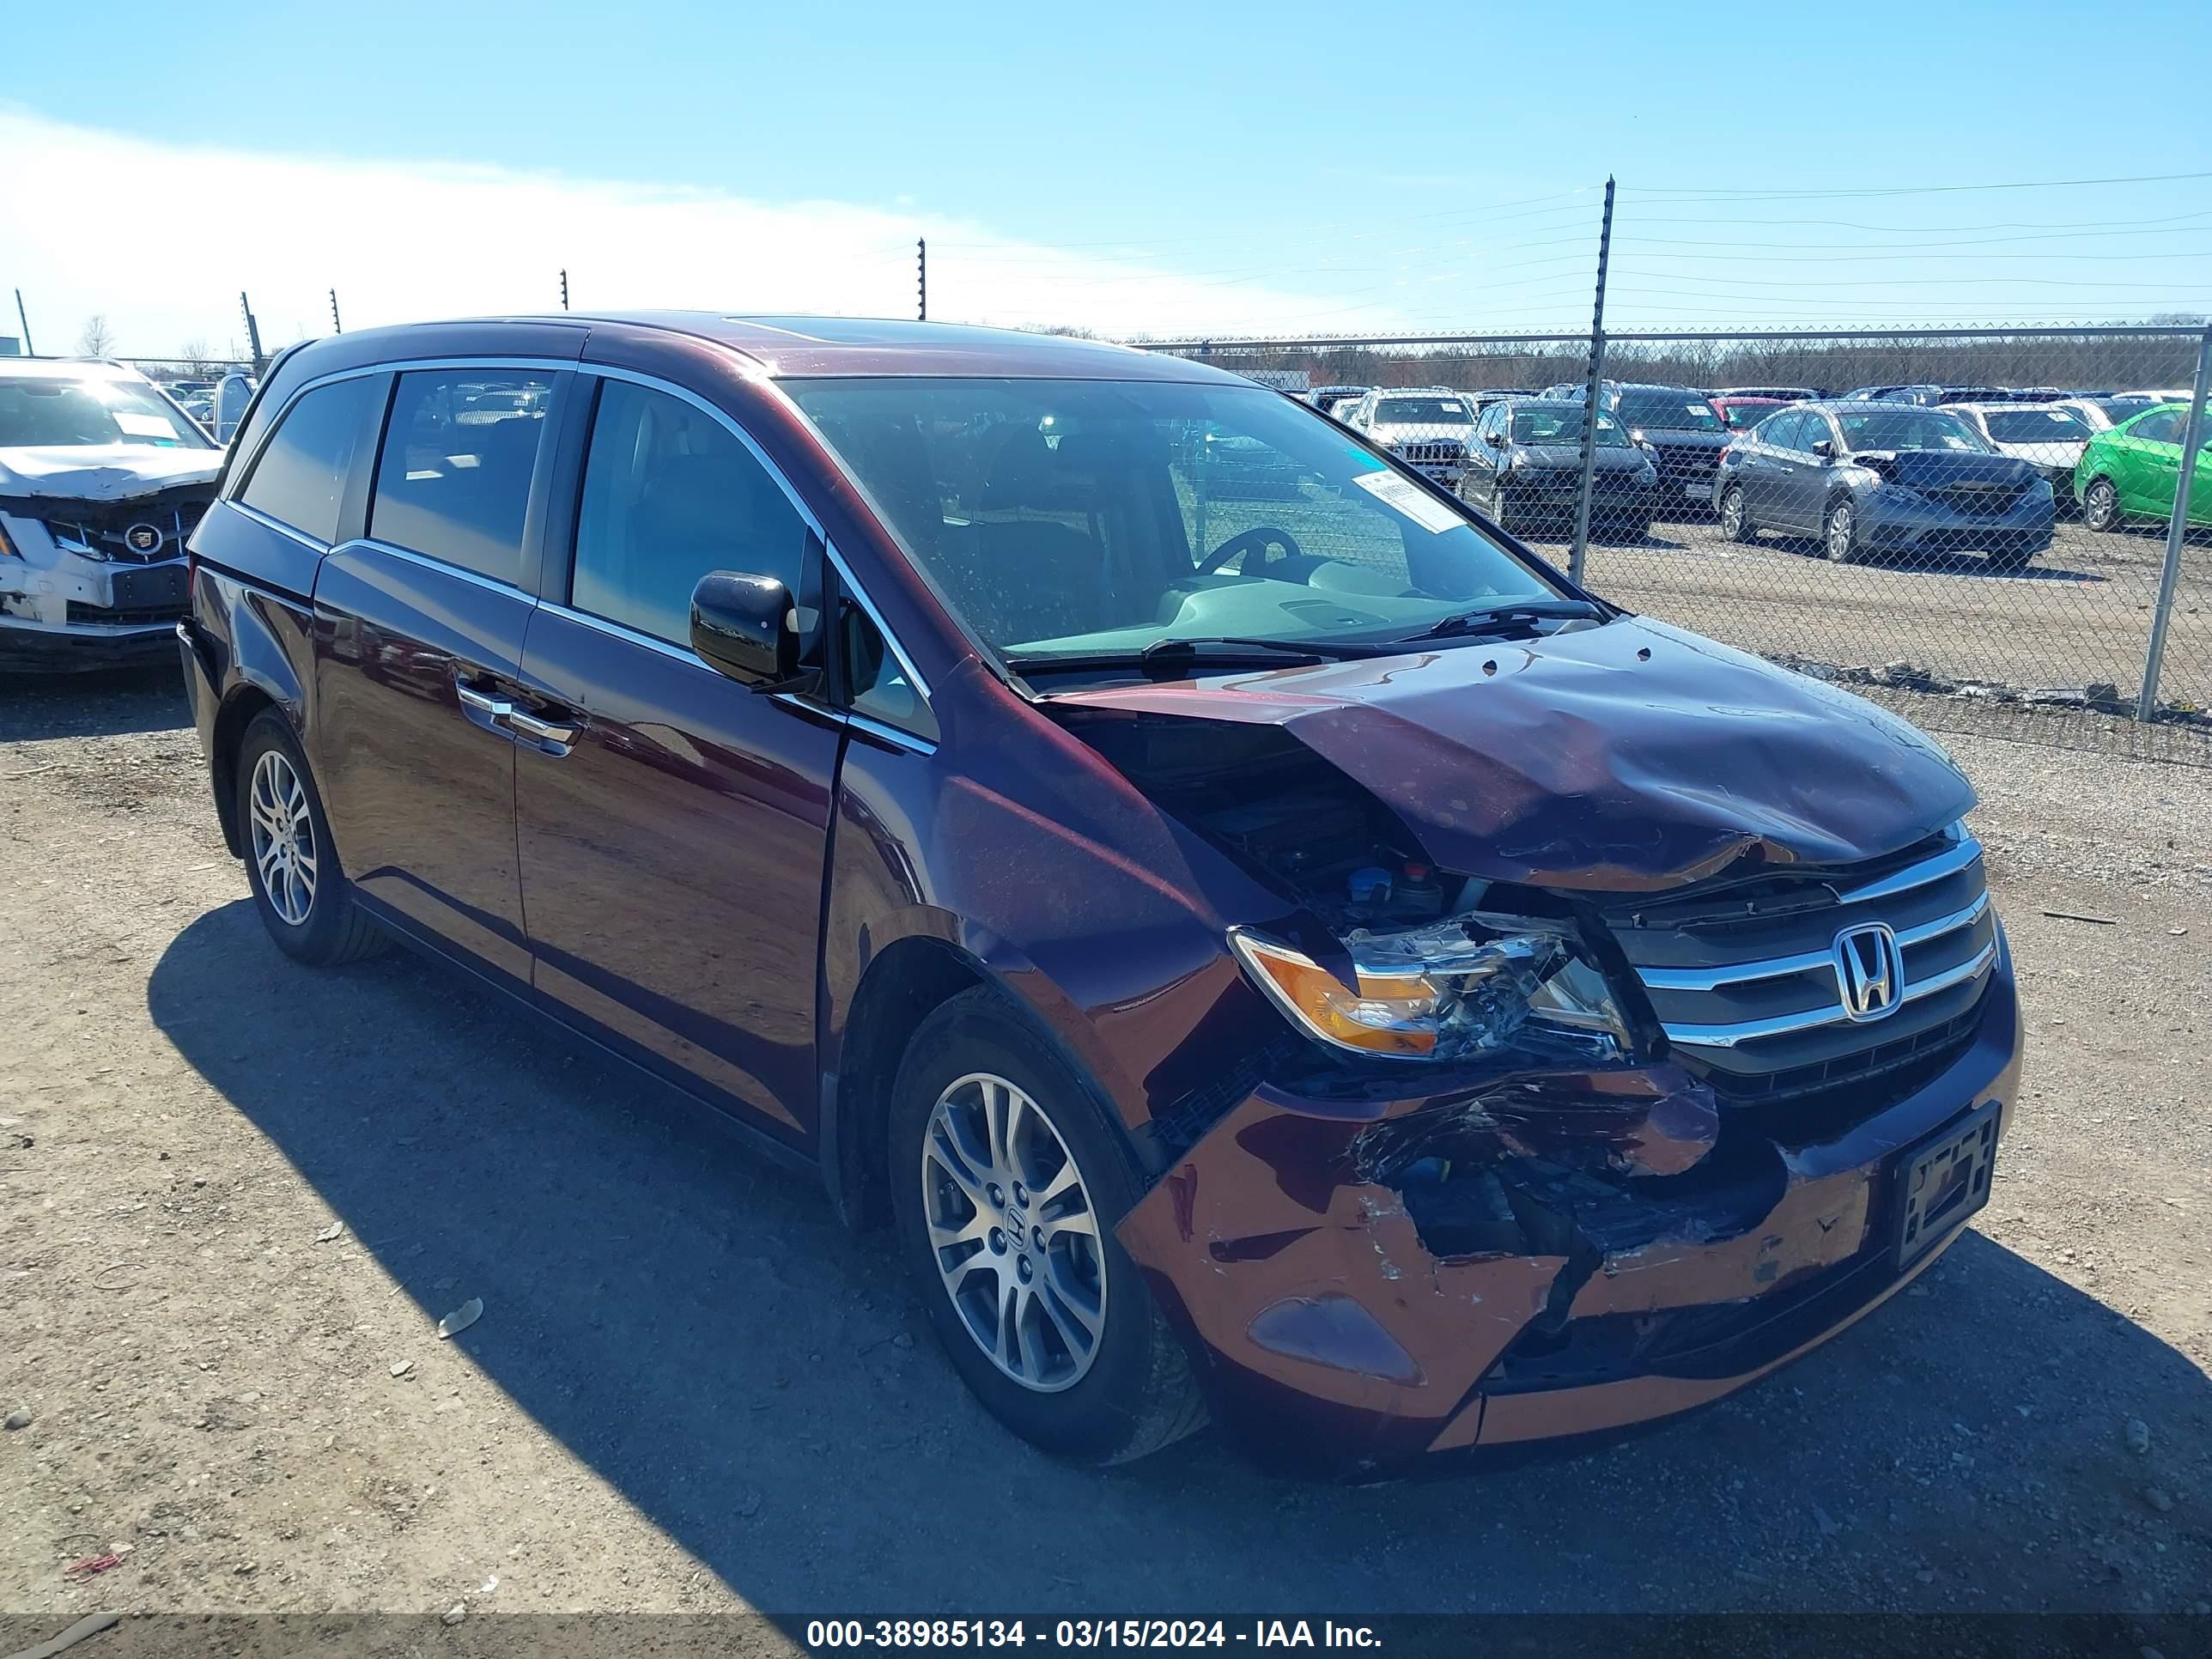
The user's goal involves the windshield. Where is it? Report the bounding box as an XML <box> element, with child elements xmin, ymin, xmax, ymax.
<box><xmin>1614</xmin><ymin>391</ymin><xmax>1724</xmax><ymax>432</ymax></box>
<box><xmin>0</xmin><ymin>375</ymin><xmax>213</xmax><ymax>450</ymax></box>
<box><xmin>2094</xmin><ymin>397</ymin><xmax>2158</xmax><ymax>423</ymax></box>
<box><xmin>1375</xmin><ymin>397</ymin><xmax>1472</xmax><ymax>425</ymax></box>
<box><xmin>1509</xmin><ymin>408</ymin><xmax>1627</xmax><ymax>446</ymax></box>
<box><xmin>1983</xmin><ymin>408</ymin><xmax>2093</xmax><ymax>442</ymax></box>
<box><xmin>787</xmin><ymin>377</ymin><xmax>1559</xmax><ymax>662</ymax></box>
<box><xmin>1833</xmin><ymin>409</ymin><xmax>1992</xmax><ymax>454</ymax></box>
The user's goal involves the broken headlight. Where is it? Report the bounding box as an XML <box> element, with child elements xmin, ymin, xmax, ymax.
<box><xmin>1229</xmin><ymin>914</ymin><xmax>1629</xmax><ymax>1063</ymax></box>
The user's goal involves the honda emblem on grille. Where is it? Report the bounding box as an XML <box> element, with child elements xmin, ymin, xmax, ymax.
<box><xmin>125</xmin><ymin>523</ymin><xmax>164</xmax><ymax>555</ymax></box>
<box><xmin>1832</xmin><ymin>922</ymin><xmax>1905</xmax><ymax>1022</ymax></box>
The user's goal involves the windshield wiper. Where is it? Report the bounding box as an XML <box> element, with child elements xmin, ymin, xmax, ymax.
<box><xmin>1403</xmin><ymin>598</ymin><xmax>1607</xmax><ymax>641</ymax></box>
<box><xmin>1007</xmin><ymin>635</ymin><xmax>1388</xmax><ymax>678</ymax></box>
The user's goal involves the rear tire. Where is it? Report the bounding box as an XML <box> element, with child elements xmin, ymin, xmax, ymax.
<box><xmin>1718</xmin><ymin>484</ymin><xmax>1758</xmax><ymax>544</ymax></box>
<box><xmin>1822</xmin><ymin>498</ymin><xmax>1863</xmax><ymax>563</ymax></box>
<box><xmin>889</xmin><ymin>988</ymin><xmax>1206</xmax><ymax>1466</ymax></box>
<box><xmin>235</xmin><ymin>711</ymin><xmax>388</xmax><ymax>966</ymax></box>
<box><xmin>2081</xmin><ymin>476</ymin><xmax>2122</xmax><ymax>533</ymax></box>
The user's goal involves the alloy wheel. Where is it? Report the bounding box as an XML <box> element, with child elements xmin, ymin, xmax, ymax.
<box><xmin>1826</xmin><ymin>503</ymin><xmax>1856</xmax><ymax>562</ymax></box>
<box><xmin>919</xmin><ymin>1072</ymin><xmax>1106</xmax><ymax>1393</ymax></box>
<box><xmin>1720</xmin><ymin>487</ymin><xmax>1747</xmax><ymax>538</ymax></box>
<box><xmin>248</xmin><ymin>749</ymin><xmax>318</xmax><ymax>927</ymax></box>
<box><xmin>2084</xmin><ymin>478</ymin><xmax>2118</xmax><ymax>532</ymax></box>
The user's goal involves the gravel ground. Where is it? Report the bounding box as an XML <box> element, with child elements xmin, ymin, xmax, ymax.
<box><xmin>2</xmin><ymin>666</ymin><xmax>2209</xmax><ymax>1630</ymax></box>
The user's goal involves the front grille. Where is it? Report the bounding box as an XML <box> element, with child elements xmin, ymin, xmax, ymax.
<box><xmin>1600</xmin><ymin>830</ymin><xmax>1996</xmax><ymax>1106</ymax></box>
<box><xmin>67</xmin><ymin>599</ymin><xmax>186</xmax><ymax>627</ymax></box>
<box><xmin>1924</xmin><ymin>480</ymin><xmax>2031</xmax><ymax>518</ymax></box>
<box><xmin>1650</xmin><ymin>442</ymin><xmax>1720</xmax><ymax>483</ymax></box>
<box><xmin>37</xmin><ymin>484</ymin><xmax>213</xmax><ymax>565</ymax></box>
<box><xmin>1393</xmin><ymin>440</ymin><xmax>1467</xmax><ymax>465</ymax></box>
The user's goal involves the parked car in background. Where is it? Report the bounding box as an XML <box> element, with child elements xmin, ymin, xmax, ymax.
<box><xmin>1714</xmin><ymin>385</ymin><xmax>1820</xmax><ymax>402</ymax></box>
<box><xmin>1839</xmin><ymin>385</ymin><xmax>2009</xmax><ymax>407</ymax></box>
<box><xmin>1601</xmin><ymin>382</ymin><xmax>1735</xmax><ymax>511</ymax></box>
<box><xmin>1458</xmin><ymin>396</ymin><xmax>1656</xmax><ymax>538</ymax></box>
<box><xmin>1714</xmin><ymin>401</ymin><xmax>2054</xmax><ymax>568</ymax></box>
<box><xmin>0</xmin><ymin>358</ymin><xmax>224</xmax><ymax>669</ymax></box>
<box><xmin>1463</xmin><ymin>386</ymin><xmax>1540</xmax><ymax>409</ymax></box>
<box><xmin>1713</xmin><ymin>395</ymin><xmax>1790</xmax><ymax>433</ymax></box>
<box><xmin>179</xmin><ymin>313</ymin><xmax>2018</xmax><ymax>1475</ymax></box>
<box><xmin>2074</xmin><ymin>403</ymin><xmax>2212</xmax><ymax>533</ymax></box>
<box><xmin>2057</xmin><ymin>394</ymin><xmax>2166</xmax><ymax>432</ymax></box>
<box><xmin>1945</xmin><ymin>402</ymin><xmax>2098</xmax><ymax>509</ymax></box>
<box><xmin>1306</xmin><ymin>384</ymin><xmax>1370</xmax><ymax>417</ymax></box>
<box><xmin>1336</xmin><ymin>386</ymin><xmax>1475</xmax><ymax>490</ymax></box>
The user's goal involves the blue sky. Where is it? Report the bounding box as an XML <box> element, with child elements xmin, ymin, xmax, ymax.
<box><xmin>4</xmin><ymin>0</ymin><xmax>2209</xmax><ymax>353</ymax></box>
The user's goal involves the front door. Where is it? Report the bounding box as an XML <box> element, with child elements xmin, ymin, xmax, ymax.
<box><xmin>1771</xmin><ymin>410</ymin><xmax>1834</xmax><ymax>533</ymax></box>
<box><xmin>514</xmin><ymin>374</ymin><xmax>842</xmax><ymax>1136</ymax></box>
<box><xmin>312</xmin><ymin>366</ymin><xmax>568</xmax><ymax>985</ymax></box>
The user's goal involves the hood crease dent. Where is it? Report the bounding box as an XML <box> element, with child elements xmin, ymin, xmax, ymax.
<box><xmin>1048</xmin><ymin>616</ymin><xmax>1973</xmax><ymax>892</ymax></box>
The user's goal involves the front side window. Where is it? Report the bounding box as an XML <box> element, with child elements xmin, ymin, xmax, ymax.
<box><xmin>0</xmin><ymin>374</ymin><xmax>213</xmax><ymax>451</ymax></box>
<box><xmin>1763</xmin><ymin>410</ymin><xmax>1807</xmax><ymax>452</ymax></box>
<box><xmin>1615</xmin><ymin>390</ymin><xmax>1725</xmax><ymax>433</ymax></box>
<box><xmin>570</xmin><ymin>380</ymin><xmax>812</xmax><ymax>646</ymax></box>
<box><xmin>369</xmin><ymin>369</ymin><xmax>556</xmax><ymax>584</ymax></box>
<box><xmin>787</xmin><ymin>376</ymin><xmax>1560</xmax><ymax>662</ymax></box>
<box><xmin>238</xmin><ymin>376</ymin><xmax>383</xmax><ymax>544</ymax></box>
<box><xmin>1833</xmin><ymin>409</ymin><xmax>1991</xmax><ymax>454</ymax></box>
<box><xmin>841</xmin><ymin>602</ymin><xmax>936</xmax><ymax>740</ymax></box>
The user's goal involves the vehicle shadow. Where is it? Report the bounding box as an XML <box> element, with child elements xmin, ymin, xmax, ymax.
<box><xmin>148</xmin><ymin>903</ymin><xmax>2210</xmax><ymax>1615</ymax></box>
<box><xmin>0</xmin><ymin>663</ymin><xmax>190</xmax><ymax>740</ymax></box>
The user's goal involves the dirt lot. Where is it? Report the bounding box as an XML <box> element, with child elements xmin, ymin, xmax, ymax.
<box><xmin>3</xmin><ymin>666</ymin><xmax>2210</xmax><ymax>1633</ymax></box>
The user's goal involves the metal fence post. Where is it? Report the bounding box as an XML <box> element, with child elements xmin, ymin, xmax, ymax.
<box><xmin>1568</xmin><ymin>177</ymin><xmax>1615</xmax><ymax>586</ymax></box>
<box><xmin>2138</xmin><ymin>321</ymin><xmax>2212</xmax><ymax>722</ymax></box>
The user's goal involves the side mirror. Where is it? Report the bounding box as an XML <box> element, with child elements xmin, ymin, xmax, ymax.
<box><xmin>1810</xmin><ymin>438</ymin><xmax>1836</xmax><ymax>459</ymax></box>
<box><xmin>1484</xmin><ymin>430</ymin><xmax>1504</xmax><ymax>447</ymax></box>
<box><xmin>690</xmin><ymin>570</ymin><xmax>799</xmax><ymax>688</ymax></box>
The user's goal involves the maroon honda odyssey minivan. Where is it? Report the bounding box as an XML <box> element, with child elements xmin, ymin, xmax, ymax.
<box><xmin>179</xmin><ymin>314</ymin><xmax>2019</xmax><ymax>1476</ymax></box>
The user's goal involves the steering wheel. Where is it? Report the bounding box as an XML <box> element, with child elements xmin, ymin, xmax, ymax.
<box><xmin>1198</xmin><ymin>525</ymin><xmax>1307</xmax><ymax>576</ymax></box>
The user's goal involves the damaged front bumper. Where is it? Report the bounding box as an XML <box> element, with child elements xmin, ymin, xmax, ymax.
<box><xmin>1115</xmin><ymin>933</ymin><xmax>2021</xmax><ymax>1477</ymax></box>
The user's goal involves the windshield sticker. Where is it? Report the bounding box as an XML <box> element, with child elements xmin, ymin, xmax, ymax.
<box><xmin>1352</xmin><ymin>470</ymin><xmax>1463</xmax><ymax>533</ymax></box>
<box><xmin>112</xmin><ymin>411</ymin><xmax>177</xmax><ymax>439</ymax></box>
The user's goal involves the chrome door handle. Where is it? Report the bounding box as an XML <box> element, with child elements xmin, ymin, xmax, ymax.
<box><xmin>457</xmin><ymin>684</ymin><xmax>513</xmax><ymax>720</ymax></box>
<box><xmin>506</xmin><ymin>708</ymin><xmax>580</xmax><ymax>745</ymax></box>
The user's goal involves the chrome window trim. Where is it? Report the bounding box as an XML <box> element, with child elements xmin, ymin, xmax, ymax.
<box><xmin>540</xmin><ymin>597</ymin><xmax>709</xmax><ymax>668</ymax></box>
<box><xmin>353</xmin><ymin>537</ymin><xmax>535</xmax><ymax>601</ymax></box>
<box><xmin>230</xmin><ymin>500</ymin><xmax>332</xmax><ymax>555</ymax></box>
<box><xmin>1663</xmin><ymin>940</ymin><xmax>1996</xmax><ymax>1051</ymax></box>
<box><xmin>842</xmin><ymin>708</ymin><xmax>939</xmax><ymax>757</ymax></box>
<box><xmin>1638</xmin><ymin>890</ymin><xmax>1990</xmax><ymax>993</ymax></box>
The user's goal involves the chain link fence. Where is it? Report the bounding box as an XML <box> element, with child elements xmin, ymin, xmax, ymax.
<box><xmin>1142</xmin><ymin>326</ymin><xmax>2212</xmax><ymax>764</ymax></box>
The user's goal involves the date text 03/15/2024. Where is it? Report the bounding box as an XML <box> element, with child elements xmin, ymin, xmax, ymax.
<box><xmin>803</xmin><ymin>1620</ymin><xmax>1382</xmax><ymax>1649</ymax></box>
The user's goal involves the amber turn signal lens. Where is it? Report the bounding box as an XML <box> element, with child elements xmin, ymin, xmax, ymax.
<box><xmin>1229</xmin><ymin>932</ymin><xmax>1438</xmax><ymax>1057</ymax></box>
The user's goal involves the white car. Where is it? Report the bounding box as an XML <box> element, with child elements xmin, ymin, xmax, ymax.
<box><xmin>1945</xmin><ymin>401</ymin><xmax>2097</xmax><ymax>503</ymax></box>
<box><xmin>0</xmin><ymin>360</ymin><xmax>225</xmax><ymax>671</ymax></box>
<box><xmin>1335</xmin><ymin>386</ymin><xmax>1476</xmax><ymax>489</ymax></box>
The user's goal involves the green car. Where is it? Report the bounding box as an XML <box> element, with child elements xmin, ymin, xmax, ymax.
<box><xmin>2073</xmin><ymin>403</ymin><xmax>2212</xmax><ymax>531</ymax></box>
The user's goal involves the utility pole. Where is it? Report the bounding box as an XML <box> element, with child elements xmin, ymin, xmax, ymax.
<box><xmin>917</xmin><ymin>238</ymin><xmax>927</xmax><ymax>322</ymax></box>
<box><xmin>240</xmin><ymin>291</ymin><xmax>265</xmax><ymax>374</ymax></box>
<box><xmin>559</xmin><ymin>269</ymin><xmax>569</xmax><ymax>312</ymax></box>
<box><xmin>12</xmin><ymin>289</ymin><xmax>32</xmax><ymax>356</ymax></box>
<box><xmin>329</xmin><ymin>289</ymin><xmax>343</xmax><ymax>334</ymax></box>
<box><xmin>1567</xmin><ymin>175</ymin><xmax>1616</xmax><ymax>586</ymax></box>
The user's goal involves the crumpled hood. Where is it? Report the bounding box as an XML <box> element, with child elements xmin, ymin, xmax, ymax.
<box><xmin>0</xmin><ymin>445</ymin><xmax>223</xmax><ymax>502</ymax></box>
<box><xmin>1048</xmin><ymin>616</ymin><xmax>1973</xmax><ymax>891</ymax></box>
<box><xmin>1848</xmin><ymin>447</ymin><xmax>2038</xmax><ymax>492</ymax></box>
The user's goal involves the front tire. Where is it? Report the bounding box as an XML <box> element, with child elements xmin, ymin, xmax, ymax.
<box><xmin>890</xmin><ymin>988</ymin><xmax>1205</xmax><ymax>1465</ymax></box>
<box><xmin>235</xmin><ymin>711</ymin><xmax>387</xmax><ymax>966</ymax></box>
<box><xmin>1719</xmin><ymin>484</ymin><xmax>1758</xmax><ymax>544</ymax></box>
<box><xmin>1823</xmin><ymin>498</ymin><xmax>1863</xmax><ymax>563</ymax></box>
<box><xmin>2081</xmin><ymin>476</ymin><xmax>2122</xmax><ymax>533</ymax></box>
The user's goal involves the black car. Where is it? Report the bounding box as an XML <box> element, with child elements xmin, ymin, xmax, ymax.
<box><xmin>1603</xmin><ymin>383</ymin><xmax>1734</xmax><ymax>514</ymax></box>
<box><xmin>1459</xmin><ymin>398</ymin><xmax>1658</xmax><ymax>538</ymax></box>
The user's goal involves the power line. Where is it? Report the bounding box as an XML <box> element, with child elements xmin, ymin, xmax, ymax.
<box><xmin>1623</xmin><ymin>170</ymin><xmax>2212</xmax><ymax>201</ymax></box>
<box><xmin>1626</xmin><ymin>206</ymin><xmax>2212</xmax><ymax>234</ymax></box>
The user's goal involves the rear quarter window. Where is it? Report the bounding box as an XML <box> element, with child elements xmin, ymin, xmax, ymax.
<box><xmin>236</xmin><ymin>376</ymin><xmax>384</xmax><ymax>544</ymax></box>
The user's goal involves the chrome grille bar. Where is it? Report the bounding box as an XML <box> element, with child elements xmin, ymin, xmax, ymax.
<box><xmin>1638</xmin><ymin>890</ymin><xmax>1990</xmax><ymax>993</ymax></box>
<box><xmin>1662</xmin><ymin>940</ymin><xmax>1996</xmax><ymax>1050</ymax></box>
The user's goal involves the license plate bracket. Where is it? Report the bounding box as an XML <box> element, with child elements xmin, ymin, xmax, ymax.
<box><xmin>1893</xmin><ymin>1100</ymin><xmax>2000</xmax><ymax>1267</ymax></box>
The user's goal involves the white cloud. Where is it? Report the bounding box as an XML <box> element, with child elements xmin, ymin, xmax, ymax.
<box><xmin>0</xmin><ymin>106</ymin><xmax>1394</xmax><ymax>357</ymax></box>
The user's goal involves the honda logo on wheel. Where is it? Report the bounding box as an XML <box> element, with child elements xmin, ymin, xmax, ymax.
<box><xmin>1832</xmin><ymin>923</ymin><xmax>1905</xmax><ymax>1022</ymax></box>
